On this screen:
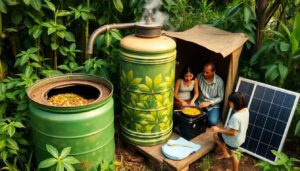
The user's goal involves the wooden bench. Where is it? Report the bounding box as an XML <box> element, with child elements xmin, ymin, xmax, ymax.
<box><xmin>129</xmin><ymin>128</ymin><xmax>216</xmax><ymax>171</ymax></box>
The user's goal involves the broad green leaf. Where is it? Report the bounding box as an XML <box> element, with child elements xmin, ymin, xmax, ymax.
<box><xmin>112</xmin><ymin>0</ymin><xmax>123</xmax><ymax>12</ymax></box>
<box><xmin>279</xmin><ymin>21</ymin><xmax>291</xmax><ymax>38</ymax></box>
<box><xmin>243</xmin><ymin>6</ymin><xmax>251</xmax><ymax>23</ymax></box>
<box><xmin>31</xmin><ymin>62</ymin><xmax>42</xmax><ymax>68</ymax></box>
<box><xmin>56</xmin><ymin>162</ymin><xmax>64</xmax><ymax>171</ymax></box>
<box><xmin>278</xmin><ymin>63</ymin><xmax>288</xmax><ymax>84</ymax></box>
<box><xmin>44</xmin><ymin>0</ymin><xmax>55</xmax><ymax>12</ymax></box>
<box><xmin>30</xmin><ymin>0</ymin><xmax>41</xmax><ymax>11</ymax></box>
<box><xmin>0</xmin><ymin>103</ymin><xmax>7</xmax><ymax>117</ymax></box>
<box><xmin>64</xmin><ymin>31</ymin><xmax>75</xmax><ymax>42</ymax></box>
<box><xmin>60</xmin><ymin>147</ymin><xmax>71</xmax><ymax>158</ymax></box>
<box><xmin>58</xmin><ymin>65</ymin><xmax>71</xmax><ymax>72</ymax></box>
<box><xmin>0</xmin><ymin>140</ymin><xmax>6</xmax><ymax>150</ymax></box>
<box><xmin>32</xmin><ymin>26</ymin><xmax>43</xmax><ymax>39</ymax></box>
<box><xmin>38</xmin><ymin>158</ymin><xmax>57</xmax><ymax>168</ymax></box>
<box><xmin>56</xmin><ymin>31</ymin><xmax>65</xmax><ymax>39</ymax></box>
<box><xmin>272</xmin><ymin>150</ymin><xmax>288</xmax><ymax>165</ymax></box>
<box><xmin>129</xmin><ymin>0</ymin><xmax>137</xmax><ymax>7</ymax></box>
<box><xmin>7</xmin><ymin>125</ymin><xmax>15</xmax><ymax>137</ymax></box>
<box><xmin>63</xmin><ymin>162</ymin><xmax>75</xmax><ymax>171</ymax></box>
<box><xmin>57</xmin><ymin>10</ymin><xmax>71</xmax><ymax>17</ymax></box>
<box><xmin>1</xmin><ymin>150</ymin><xmax>7</xmax><ymax>161</ymax></box>
<box><xmin>291</xmin><ymin>34</ymin><xmax>299</xmax><ymax>55</ymax></box>
<box><xmin>51</xmin><ymin>43</ymin><xmax>59</xmax><ymax>50</ymax></box>
<box><xmin>10</xmin><ymin>10</ymin><xmax>23</xmax><ymax>25</ymax></box>
<box><xmin>46</xmin><ymin>144</ymin><xmax>59</xmax><ymax>158</ymax></box>
<box><xmin>6</xmin><ymin>138</ymin><xmax>18</xmax><ymax>150</ymax></box>
<box><xmin>0</xmin><ymin>0</ymin><xmax>7</xmax><ymax>13</ymax></box>
<box><xmin>48</xmin><ymin>27</ymin><xmax>56</xmax><ymax>35</ymax></box>
<box><xmin>295</xmin><ymin>121</ymin><xmax>300</xmax><ymax>136</ymax></box>
<box><xmin>28</xmin><ymin>47</ymin><xmax>38</xmax><ymax>53</ymax></box>
<box><xmin>105</xmin><ymin>32</ymin><xmax>111</xmax><ymax>47</ymax></box>
<box><xmin>23</xmin><ymin>0</ymin><xmax>30</xmax><ymax>5</ymax></box>
<box><xmin>279</xmin><ymin>42</ymin><xmax>290</xmax><ymax>52</ymax></box>
<box><xmin>29</xmin><ymin>54</ymin><xmax>40</xmax><ymax>62</ymax></box>
<box><xmin>4</xmin><ymin>28</ymin><xmax>17</xmax><ymax>32</ymax></box>
<box><xmin>62</xmin><ymin>156</ymin><xmax>80</xmax><ymax>164</ymax></box>
<box><xmin>13</xmin><ymin>122</ymin><xmax>24</xmax><ymax>128</ymax></box>
<box><xmin>265</xmin><ymin>64</ymin><xmax>279</xmax><ymax>83</ymax></box>
<box><xmin>110</xmin><ymin>29</ymin><xmax>122</xmax><ymax>40</ymax></box>
<box><xmin>25</xmin><ymin>65</ymin><xmax>33</xmax><ymax>78</ymax></box>
<box><xmin>293</xmin><ymin>13</ymin><xmax>300</xmax><ymax>43</ymax></box>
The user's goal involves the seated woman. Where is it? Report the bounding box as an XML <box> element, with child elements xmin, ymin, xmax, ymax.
<box><xmin>174</xmin><ymin>66</ymin><xmax>199</xmax><ymax>109</ymax></box>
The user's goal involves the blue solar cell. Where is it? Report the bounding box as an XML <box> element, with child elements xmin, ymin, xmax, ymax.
<box><xmin>274</xmin><ymin>121</ymin><xmax>286</xmax><ymax>135</ymax></box>
<box><xmin>248</xmin><ymin>139</ymin><xmax>258</xmax><ymax>152</ymax></box>
<box><xmin>270</xmin><ymin>134</ymin><xmax>282</xmax><ymax>148</ymax></box>
<box><xmin>238</xmin><ymin>81</ymin><xmax>254</xmax><ymax>96</ymax></box>
<box><xmin>265</xmin><ymin>117</ymin><xmax>276</xmax><ymax>131</ymax></box>
<box><xmin>251</xmin><ymin>126</ymin><xmax>262</xmax><ymax>140</ymax></box>
<box><xmin>278</xmin><ymin>107</ymin><xmax>291</xmax><ymax>122</ymax></box>
<box><xmin>269</xmin><ymin>104</ymin><xmax>281</xmax><ymax>119</ymax></box>
<box><xmin>259</xmin><ymin>101</ymin><xmax>271</xmax><ymax>115</ymax></box>
<box><xmin>261</xmin><ymin>130</ymin><xmax>272</xmax><ymax>144</ymax></box>
<box><xmin>246</xmin><ymin>124</ymin><xmax>253</xmax><ymax>135</ymax></box>
<box><xmin>257</xmin><ymin>143</ymin><xmax>268</xmax><ymax>157</ymax></box>
<box><xmin>263</xmin><ymin>88</ymin><xmax>275</xmax><ymax>101</ymax></box>
<box><xmin>273</xmin><ymin>91</ymin><xmax>285</xmax><ymax>105</ymax></box>
<box><xmin>254</xmin><ymin>85</ymin><xmax>265</xmax><ymax>99</ymax></box>
<box><xmin>249</xmin><ymin>112</ymin><xmax>257</xmax><ymax>124</ymax></box>
<box><xmin>283</xmin><ymin>94</ymin><xmax>296</xmax><ymax>108</ymax></box>
<box><xmin>250</xmin><ymin>99</ymin><xmax>261</xmax><ymax>111</ymax></box>
<box><xmin>255</xmin><ymin>114</ymin><xmax>266</xmax><ymax>128</ymax></box>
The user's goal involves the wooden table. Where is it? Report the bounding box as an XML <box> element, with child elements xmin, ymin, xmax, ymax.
<box><xmin>128</xmin><ymin>128</ymin><xmax>216</xmax><ymax>171</ymax></box>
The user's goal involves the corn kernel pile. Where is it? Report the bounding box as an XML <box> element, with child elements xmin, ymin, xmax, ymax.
<box><xmin>48</xmin><ymin>93</ymin><xmax>94</xmax><ymax>106</ymax></box>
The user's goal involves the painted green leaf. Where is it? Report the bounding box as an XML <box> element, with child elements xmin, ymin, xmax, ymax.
<box><xmin>127</xmin><ymin>70</ymin><xmax>133</xmax><ymax>83</ymax></box>
<box><xmin>145</xmin><ymin>76</ymin><xmax>152</xmax><ymax>90</ymax></box>
<box><xmin>154</xmin><ymin>94</ymin><xmax>163</xmax><ymax>102</ymax></box>
<box><xmin>152</xmin><ymin>125</ymin><xmax>160</xmax><ymax>132</ymax></box>
<box><xmin>130</xmin><ymin>78</ymin><xmax>142</xmax><ymax>88</ymax></box>
<box><xmin>137</xmin><ymin>84</ymin><xmax>150</xmax><ymax>92</ymax></box>
<box><xmin>136</xmin><ymin>102</ymin><xmax>144</xmax><ymax>108</ymax></box>
<box><xmin>139</xmin><ymin>120</ymin><xmax>148</xmax><ymax>125</ymax></box>
<box><xmin>146</xmin><ymin>114</ymin><xmax>155</xmax><ymax>122</ymax></box>
<box><xmin>145</xmin><ymin>125</ymin><xmax>154</xmax><ymax>133</ymax></box>
<box><xmin>153</xmin><ymin>74</ymin><xmax>162</xmax><ymax>90</ymax></box>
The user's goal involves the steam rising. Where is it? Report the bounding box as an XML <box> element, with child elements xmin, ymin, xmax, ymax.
<box><xmin>141</xmin><ymin>0</ymin><xmax>169</xmax><ymax>26</ymax></box>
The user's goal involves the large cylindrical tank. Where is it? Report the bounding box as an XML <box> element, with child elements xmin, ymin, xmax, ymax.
<box><xmin>119</xmin><ymin>32</ymin><xmax>176</xmax><ymax>146</ymax></box>
<box><xmin>27</xmin><ymin>74</ymin><xmax>114</xmax><ymax>170</ymax></box>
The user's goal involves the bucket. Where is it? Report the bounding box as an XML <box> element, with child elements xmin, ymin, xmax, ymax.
<box><xmin>27</xmin><ymin>74</ymin><xmax>114</xmax><ymax>170</ymax></box>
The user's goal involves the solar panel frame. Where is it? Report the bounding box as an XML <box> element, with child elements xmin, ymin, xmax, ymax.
<box><xmin>225</xmin><ymin>77</ymin><xmax>300</xmax><ymax>164</ymax></box>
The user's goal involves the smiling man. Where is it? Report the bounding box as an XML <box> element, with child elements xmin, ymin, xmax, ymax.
<box><xmin>196</xmin><ymin>62</ymin><xmax>224</xmax><ymax>126</ymax></box>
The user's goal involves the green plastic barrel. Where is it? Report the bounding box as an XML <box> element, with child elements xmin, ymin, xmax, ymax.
<box><xmin>120</xmin><ymin>34</ymin><xmax>176</xmax><ymax>146</ymax></box>
<box><xmin>27</xmin><ymin>74</ymin><xmax>114</xmax><ymax>170</ymax></box>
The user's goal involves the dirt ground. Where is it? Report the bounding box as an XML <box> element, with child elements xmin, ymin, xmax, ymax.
<box><xmin>114</xmin><ymin>135</ymin><xmax>260</xmax><ymax>171</ymax></box>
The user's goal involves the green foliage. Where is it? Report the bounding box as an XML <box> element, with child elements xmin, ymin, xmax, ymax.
<box><xmin>38</xmin><ymin>144</ymin><xmax>80</xmax><ymax>171</ymax></box>
<box><xmin>196</xmin><ymin>154</ymin><xmax>212</xmax><ymax>171</ymax></box>
<box><xmin>256</xmin><ymin>150</ymin><xmax>300</xmax><ymax>171</ymax></box>
<box><xmin>250</xmin><ymin>13</ymin><xmax>300</xmax><ymax>88</ymax></box>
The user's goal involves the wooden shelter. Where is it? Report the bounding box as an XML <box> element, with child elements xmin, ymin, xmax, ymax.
<box><xmin>163</xmin><ymin>25</ymin><xmax>248</xmax><ymax>119</ymax></box>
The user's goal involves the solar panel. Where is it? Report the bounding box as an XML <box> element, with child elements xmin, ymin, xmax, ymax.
<box><xmin>225</xmin><ymin>77</ymin><xmax>299</xmax><ymax>164</ymax></box>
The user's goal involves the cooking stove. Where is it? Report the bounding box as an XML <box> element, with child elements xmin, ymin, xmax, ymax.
<box><xmin>173</xmin><ymin>110</ymin><xmax>208</xmax><ymax>140</ymax></box>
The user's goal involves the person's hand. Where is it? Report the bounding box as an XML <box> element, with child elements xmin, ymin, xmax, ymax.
<box><xmin>198</xmin><ymin>101</ymin><xmax>211</xmax><ymax>108</ymax></box>
<box><xmin>189</xmin><ymin>101</ymin><xmax>195</xmax><ymax>106</ymax></box>
<box><xmin>211</xmin><ymin>126</ymin><xmax>220</xmax><ymax>133</ymax></box>
<box><xmin>181</xmin><ymin>101</ymin><xmax>189</xmax><ymax>107</ymax></box>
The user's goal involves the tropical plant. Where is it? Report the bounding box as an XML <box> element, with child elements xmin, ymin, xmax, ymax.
<box><xmin>250</xmin><ymin>13</ymin><xmax>300</xmax><ymax>88</ymax></box>
<box><xmin>255</xmin><ymin>150</ymin><xmax>300</xmax><ymax>171</ymax></box>
<box><xmin>38</xmin><ymin>144</ymin><xmax>80</xmax><ymax>171</ymax></box>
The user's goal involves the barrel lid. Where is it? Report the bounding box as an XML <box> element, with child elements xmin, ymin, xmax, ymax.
<box><xmin>120</xmin><ymin>35</ymin><xmax>176</xmax><ymax>53</ymax></box>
